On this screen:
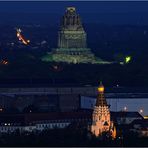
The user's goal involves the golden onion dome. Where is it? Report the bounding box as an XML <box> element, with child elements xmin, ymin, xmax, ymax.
<box><xmin>97</xmin><ymin>82</ymin><xmax>104</xmax><ymax>93</ymax></box>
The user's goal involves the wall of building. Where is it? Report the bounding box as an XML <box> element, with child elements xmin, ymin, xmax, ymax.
<box><xmin>81</xmin><ymin>96</ymin><xmax>148</xmax><ymax>116</ymax></box>
<box><xmin>0</xmin><ymin>87</ymin><xmax>148</xmax><ymax>114</ymax></box>
<box><xmin>59</xmin><ymin>94</ymin><xmax>79</xmax><ymax>112</ymax></box>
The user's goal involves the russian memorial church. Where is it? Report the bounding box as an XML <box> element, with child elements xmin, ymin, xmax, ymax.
<box><xmin>91</xmin><ymin>82</ymin><xmax>116</xmax><ymax>138</ymax></box>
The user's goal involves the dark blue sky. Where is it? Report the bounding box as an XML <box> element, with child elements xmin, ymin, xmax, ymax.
<box><xmin>0</xmin><ymin>1</ymin><xmax>148</xmax><ymax>13</ymax></box>
<box><xmin>1</xmin><ymin>1</ymin><xmax>148</xmax><ymax>25</ymax></box>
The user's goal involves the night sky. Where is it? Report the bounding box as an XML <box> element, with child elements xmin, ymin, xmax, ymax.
<box><xmin>0</xmin><ymin>1</ymin><xmax>148</xmax><ymax>13</ymax></box>
<box><xmin>0</xmin><ymin>1</ymin><xmax>148</xmax><ymax>25</ymax></box>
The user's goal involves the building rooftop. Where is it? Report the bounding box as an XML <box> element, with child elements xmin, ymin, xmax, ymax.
<box><xmin>111</xmin><ymin>111</ymin><xmax>144</xmax><ymax>119</ymax></box>
<box><xmin>0</xmin><ymin>110</ymin><xmax>144</xmax><ymax>127</ymax></box>
<box><xmin>131</xmin><ymin>119</ymin><xmax>148</xmax><ymax>128</ymax></box>
<box><xmin>0</xmin><ymin>110</ymin><xmax>93</xmax><ymax>126</ymax></box>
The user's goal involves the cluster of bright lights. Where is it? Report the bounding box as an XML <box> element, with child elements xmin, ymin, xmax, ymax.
<box><xmin>4</xmin><ymin>123</ymin><xmax>11</xmax><ymax>126</ymax></box>
<box><xmin>16</xmin><ymin>28</ymin><xmax>30</xmax><ymax>45</ymax></box>
<box><xmin>119</xmin><ymin>56</ymin><xmax>132</xmax><ymax>65</ymax></box>
<box><xmin>0</xmin><ymin>60</ymin><xmax>9</xmax><ymax>65</ymax></box>
<box><xmin>123</xmin><ymin>107</ymin><xmax>144</xmax><ymax>115</ymax></box>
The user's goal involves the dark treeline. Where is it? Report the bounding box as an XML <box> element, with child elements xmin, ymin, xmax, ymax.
<box><xmin>0</xmin><ymin>128</ymin><xmax>147</xmax><ymax>147</ymax></box>
<box><xmin>0</xmin><ymin>56</ymin><xmax>147</xmax><ymax>87</ymax></box>
<box><xmin>0</xmin><ymin>24</ymin><xmax>148</xmax><ymax>87</ymax></box>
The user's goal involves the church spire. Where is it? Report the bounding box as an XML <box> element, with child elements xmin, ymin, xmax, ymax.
<box><xmin>96</xmin><ymin>82</ymin><xmax>107</xmax><ymax>107</ymax></box>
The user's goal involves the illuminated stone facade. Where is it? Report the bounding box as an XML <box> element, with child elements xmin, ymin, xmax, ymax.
<box><xmin>52</xmin><ymin>7</ymin><xmax>97</xmax><ymax>63</ymax></box>
<box><xmin>58</xmin><ymin>7</ymin><xmax>86</xmax><ymax>48</ymax></box>
<box><xmin>91</xmin><ymin>82</ymin><xmax>111</xmax><ymax>136</ymax></box>
<box><xmin>42</xmin><ymin>7</ymin><xmax>110</xmax><ymax>64</ymax></box>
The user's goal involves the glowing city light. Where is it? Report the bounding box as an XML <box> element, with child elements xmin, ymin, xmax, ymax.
<box><xmin>16</xmin><ymin>28</ymin><xmax>30</xmax><ymax>45</ymax></box>
<box><xmin>0</xmin><ymin>60</ymin><xmax>9</xmax><ymax>65</ymax></box>
<box><xmin>124</xmin><ymin>106</ymin><xmax>127</xmax><ymax>111</ymax></box>
<box><xmin>125</xmin><ymin>56</ymin><xmax>131</xmax><ymax>64</ymax></box>
<box><xmin>98</xmin><ymin>86</ymin><xmax>104</xmax><ymax>93</ymax></box>
<box><xmin>139</xmin><ymin>109</ymin><xmax>143</xmax><ymax>114</ymax></box>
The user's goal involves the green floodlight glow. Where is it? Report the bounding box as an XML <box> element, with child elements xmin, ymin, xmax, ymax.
<box><xmin>125</xmin><ymin>56</ymin><xmax>131</xmax><ymax>63</ymax></box>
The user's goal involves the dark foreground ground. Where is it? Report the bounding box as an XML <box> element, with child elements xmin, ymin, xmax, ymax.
<box><xmin>0</xmin><ymin>56</ymin><xmax>148</xmax><ymax>88</ymax></box>
<box><xmin>0</xmin><ymin>24</ymin><xmax>148</xmax><ymax>87</ymax></box>
<box><xmin>0</xmin><ymin>128</ymin><xmax>147</xmax><ymax>147</ymax></box>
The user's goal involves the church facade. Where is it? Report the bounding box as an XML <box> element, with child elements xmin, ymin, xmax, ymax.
<box><xmin>91</xmin><ymin>82</ymin><xmax>116</xmax><ymax>138</ymax></box>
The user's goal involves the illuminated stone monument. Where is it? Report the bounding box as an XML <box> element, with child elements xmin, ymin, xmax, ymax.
<box><xmin>58</xmin><ymin>7</ymin><xmax>86</xmax><ymax>49</ymax></box>
<box><xmin>42</xmin><ymin>7</ymin><xmax>109</xmax><ymax>64</ymax></box>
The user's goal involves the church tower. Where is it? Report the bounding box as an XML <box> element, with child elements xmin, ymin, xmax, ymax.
<box><xmin>91</xmin><ymin>82</ymin><xmax>111</xmax><ymax>136</ymax></box>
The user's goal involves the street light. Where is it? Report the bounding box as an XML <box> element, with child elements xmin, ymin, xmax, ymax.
<box><xmin>123</xmin><ymin>106</ymin><xmax>127</xmax><ymax>112</ymax></box>
<box><xmin>139</xmin><ymin>109</ymin><xmax>143</xmax><ymax>114</ymax></box>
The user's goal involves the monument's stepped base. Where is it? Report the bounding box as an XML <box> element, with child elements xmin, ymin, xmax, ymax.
<box><xmin>42</xmin><ymin>52</ymin><xmax>110</xmax><ymax>64</ymax></box>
